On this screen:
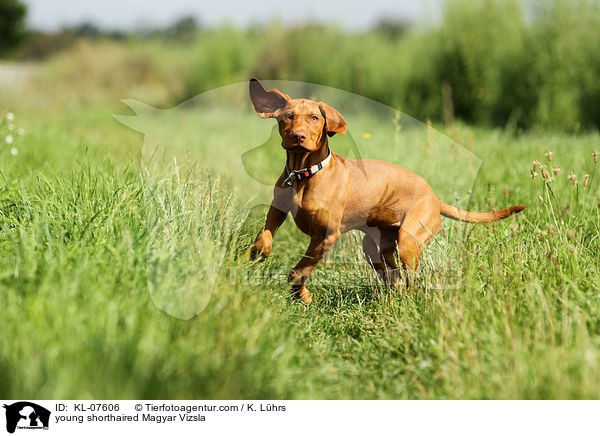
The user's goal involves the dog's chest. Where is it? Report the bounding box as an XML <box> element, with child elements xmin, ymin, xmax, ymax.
<box><xmin>289</xmin><ymin>184</ymin><xmax>335</xmax><ymax>234</ymax></box>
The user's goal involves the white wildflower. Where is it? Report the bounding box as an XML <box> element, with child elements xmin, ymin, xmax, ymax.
<box><xmin>5</xmin><ymin>135</ymin><xmax>13</xmax><ymax>144</ymax></box>
<box><xmin>17</xmin><ymin>127</ymin><xmax>25</xmax><ymax>136</ymax></box>
<box><xmin>10</xmin><ymin>147</ymin><xmax>18</xmax><ymax>156</ymax></box>
<box><xmin>5</xmin><ymin>112</ymin><xmax>14</xmax><ymax>122</ymax></box>
<box><xmin>7</xmin><ymin>123</ymin><xmax>14</xmax><ymax>131</ymax></box>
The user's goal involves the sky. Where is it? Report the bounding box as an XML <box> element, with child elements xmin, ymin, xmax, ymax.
<box><xmin>22</xmin><ymin>0</ymin><xmax>441</xmax><ymax>32</ymax></box>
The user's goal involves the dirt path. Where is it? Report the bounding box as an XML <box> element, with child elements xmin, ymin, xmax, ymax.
<box><xmin>0</xmin><ymin>61</ymin><xmax>38</xmax><ymax>90</ymax></box>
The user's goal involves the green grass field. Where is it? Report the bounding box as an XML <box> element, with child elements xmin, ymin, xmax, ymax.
<box><xmin>1</xmin><ymin>95</ymin><xmax>599</xmax><ymax>399</ymax></box>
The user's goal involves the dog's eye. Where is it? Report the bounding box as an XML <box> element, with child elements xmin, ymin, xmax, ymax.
<box><xmin>311</xmin><ymin>115</ymin><xmax>319</xmax><ymax>121</ymax></box>
<box><xmin>284</xmin><ymin>113</ymin><xmax>294</xmax><ymax>120</ymax></box>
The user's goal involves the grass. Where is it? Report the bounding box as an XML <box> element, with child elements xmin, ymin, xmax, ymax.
<box><xmin>0</xmin><ymin>99</ymin><xmax>599</xmax><ymax>399</ymax></box>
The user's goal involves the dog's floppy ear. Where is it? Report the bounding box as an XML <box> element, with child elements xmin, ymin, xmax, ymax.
<box><xmin>249</xmin><ymin>78</ymin><xmax>290</xmax><ymax>118</ymax></box>
<box><xmin>318</xmin><ymin>102</ymin><xmax>347</xmax><ymax>136</ymax></box>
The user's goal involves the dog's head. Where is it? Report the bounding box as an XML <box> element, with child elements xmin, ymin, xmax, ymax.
<box><xmin>249</xmin><ymin>78</ymin><xmax>347</xmax><ymax>153</ymax></box>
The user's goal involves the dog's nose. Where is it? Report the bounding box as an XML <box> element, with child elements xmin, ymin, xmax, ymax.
<box><xmin>292</xmin><ymin>131</ymin><xmax>307</xmax><ymax>143</ymax></box>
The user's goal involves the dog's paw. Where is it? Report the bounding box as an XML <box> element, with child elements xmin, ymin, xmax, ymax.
<box><xmin>293</xmin><ymin>286</ymin><xmax>312</xmax><ymax>304</ymax></box>
<box><xmin>249</xmin><ymin>231</ymin><xmax>272</xmax><ymax>260</ymax></box>
<box><xmin>249</xmin><ymin>244</ymin><xmax>270</xmax><ymax>261</ymax></box>
<box><xmin>300</xmin><ymin>288</ymin><xmax>312</xmax><ymax>304</ymax></box>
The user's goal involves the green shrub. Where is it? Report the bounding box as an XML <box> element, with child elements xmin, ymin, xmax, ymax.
<box><xmin>23</xmin><ymin>0</ymin><xmax>600</xmax><ymax>131</ymax></box>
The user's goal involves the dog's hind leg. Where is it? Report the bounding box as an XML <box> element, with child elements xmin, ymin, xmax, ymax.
<box><xmin>362</xmin><ymin>232</ymin><xmax>386</xmax><ymax>280</ymax></box>
<box><xmin>396</xmin><ymin>214</ymin><xmax>441</xmax><ymax>289</ymax></box>
<box><xmin>362</xmin><ymin>228</ymin><xmax>402</xmax><ymax>287</ymax></box>
<box><xmin>361</xmin><ymin>227</ymin><xmax>398</xmax><ymax>286</ymax></box>
<box><xmin>380</xmin><ymin>236</ymin><xmax>401</xmax><ymax>288</ymax></box>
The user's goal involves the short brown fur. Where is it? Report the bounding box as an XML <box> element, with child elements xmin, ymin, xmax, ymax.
<box><xmin>248</xmin><ymin>78</ymin><xmax>525</xmax><ymax>304</ymax></box>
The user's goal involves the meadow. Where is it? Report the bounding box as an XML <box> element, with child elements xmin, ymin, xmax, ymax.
<box><xmin>0</xmin><ymin>93</ymin><xmax>599</xmax><ymax>398</ymax></box>
<box><xmin>1</xmin><ymin>0</ymin><xmax>600</xmax><ymax>399</ymax></box>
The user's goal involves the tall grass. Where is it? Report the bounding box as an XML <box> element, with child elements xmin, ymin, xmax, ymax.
<box><xmin>1</xmin><ymin>106</ymin><xmax>599</xmax><ymax>398</ymax></box>
<box><xmin>1</xmin><ymin>0</ymin><xmax>600</xmax><ymax>399</ymax></box>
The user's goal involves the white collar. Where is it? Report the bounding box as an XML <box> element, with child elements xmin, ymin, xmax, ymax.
<box><xmin>282</xmin><ymin>150</ymin><xmax>332</xmax><ymax>187</ymax></box>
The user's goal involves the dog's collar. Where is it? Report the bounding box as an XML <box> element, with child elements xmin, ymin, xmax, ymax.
<box><xmin>282</xmin><ymin>150</ymin><xmax>332</xmax><ymax>187</ymax></box>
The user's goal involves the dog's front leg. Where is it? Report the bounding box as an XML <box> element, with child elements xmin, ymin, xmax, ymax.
<box><xmin>288</xmin><ymin>229</ymin><xmax>341</xmax><ymax>304</ymax></box>
<box><xmin>250</xmin><ymin>204</ymin><xmax>287</xmax><ymax>260</ymax></box>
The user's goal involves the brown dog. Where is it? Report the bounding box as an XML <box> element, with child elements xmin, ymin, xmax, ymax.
<box><xmin>248</xmin><ymin>78</ymin><xmax>525</xmax><ymax>304</ymax></box>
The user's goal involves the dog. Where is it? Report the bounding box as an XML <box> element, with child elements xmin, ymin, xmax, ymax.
<box><xmin>248</xmin><ymin>78</ymin><xmax>525</xmax><ymax>304</ymax></box>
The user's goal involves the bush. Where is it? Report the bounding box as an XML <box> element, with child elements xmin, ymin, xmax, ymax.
<box><xmin>0</xmin><ymin>0</ymin><xmax>27</xmax><ymax>57</ymax></box>
<box><xmin>23</xmin><ymin>0</ymin><xmax>600</xmax><ymax>131</ymax></box>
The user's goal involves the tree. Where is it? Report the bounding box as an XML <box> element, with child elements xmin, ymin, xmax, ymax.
<box><xmin>164</xmin><ymin>15</ymin><xmax>201</xmax><ymax>41</ymax></box>
<box><xmin>374</xmin><ymin>17</ymin><xmax>411</xmax><ymax>39</ymax></box>
<box><xmin>0</xmin><ymin>0</ymin><xmax>27</xmax><ymax>57</ymax></box>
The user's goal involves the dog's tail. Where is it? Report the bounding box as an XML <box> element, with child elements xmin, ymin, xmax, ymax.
<box><xmin>440</xmin><ymin>202</ymin><xmax>526</xmax><ymax>223</ymax></box>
